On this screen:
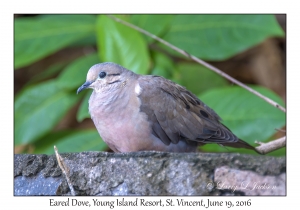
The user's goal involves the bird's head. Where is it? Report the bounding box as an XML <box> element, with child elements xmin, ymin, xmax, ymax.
<box><xmin>77</xmin><ymin>62</ymin><xmax>133</xmax><ymax>94</ymax></box>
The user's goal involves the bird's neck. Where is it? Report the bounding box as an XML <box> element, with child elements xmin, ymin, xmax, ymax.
<box><xmin>89</xmin><ymin>82</ymin><xmax>135</xmax><ymax>117</ymax></box>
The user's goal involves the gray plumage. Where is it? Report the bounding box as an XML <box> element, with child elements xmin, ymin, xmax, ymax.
<box><xmin>77</xmin><ymin>62</ymin><xmax>258</xmax><ymax>153</ymax></box>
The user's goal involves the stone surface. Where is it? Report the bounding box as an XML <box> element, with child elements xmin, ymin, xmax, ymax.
<box><xmin>14</xmin><ymin>152</ymin><xmax>286</xmax><ymax>196</ymax></box>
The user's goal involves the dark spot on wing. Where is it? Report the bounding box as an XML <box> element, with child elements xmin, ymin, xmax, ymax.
<box><xmin>200</xmin><ymin>110</ymin><xmax>209</xmax><ymax>118</ymax></box>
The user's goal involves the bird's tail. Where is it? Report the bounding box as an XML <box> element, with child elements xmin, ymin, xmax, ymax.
<box><xmin>220</xmin><ymin>139</ymin><xmax>262</xmax><ymax>154</ymax></box>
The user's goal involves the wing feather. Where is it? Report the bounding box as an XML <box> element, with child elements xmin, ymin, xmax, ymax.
<box><xmin>138</xmin><ymin>75</ymin><xmax>250</xmax><ymax>148</ymax></box>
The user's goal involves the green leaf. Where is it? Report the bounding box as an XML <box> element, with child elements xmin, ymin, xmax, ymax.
<box><xmin>130</xmin><ymin>15</ymin><xmax>175</xmax><ymax>42</ymax></box>
<box><xmin>58</xmin><ymin>53</ymin><xmax>100</xmax><ymax>90</ymax></box>
<box><xmin>69</xmin><ymin>34</ymin><xmax>97</xmax><ymax>47</ymax></box>
<box><xmin>15</xmin><ymin>15</ymin><xmax>96</xmax><ymax>68</ymax></box>
<box><xmin>151</xmin><ymin>51</ymin><xmax>175</xmax><ymax>78</ymax></box>
<box><xmin>27</xmin><ymin>62</ymin><xmax>66</xmax><ymax>85</ymax></box>
<box><xmin>33</xmin><ymin>130</ymin><xmax>74</xmax><ymax>154</ymax></box>
<box><xmin>163</xmin><ymin>14</ymin><xmax>284</xmax><ymax>60</ymax></box>
<box><xmin>15</xmin><ymin>80</ymin><xmax>80</xmax><ymax>145</ymax></box>
<box><xmin>199</xmin><ymin>86</ymin><xmax>286</xmax><ymax>143</ymax></box>
<box><xmin>96</xmin><ymin>15</ymin><xmax>150</xmax><ymax>74</ymax></box>
<box><xmin>174</xmin><ymin>62</ymin><xmax>228</xmax><ymax>95</ymax></box>
<box><xmin>38</xmin><ymin>130</ymin><xmax>107</xmax><ymax>154</ymax></box>
<box><xmin>77</xmin><ymin>89</ymin><xmax>93</xmax><ymax>122</ymax></box>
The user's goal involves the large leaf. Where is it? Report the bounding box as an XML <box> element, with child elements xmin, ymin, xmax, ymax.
<box><xmin>27</xmin><ymin>62</ymin><xmax>66</xmax><ymax>85</ymax></box>
<box><xmin>58</xmin><ymin>53</ymin><xmax>100</xmax><ymax>90</ymax></box>
<box><xmin>163</xmin><ymin>15</ymin><xmax>284</xmax><ymax>60</ymax></box>
<box><xmin>130</xmin><ymin>15</ymin><xmax>175</xmax><ymax>43</ymax></box>
<box><xmin>15</xmin><ymin>15</ymin><xmax>96</xmax><ymax>68</ymax></box>
<box><xmin>96</xmin><ymin>15</ymin><xmax>150</xmax><ymax>74</ymax></box>
<box><xmin>69</xmin><ymin>34</ymin><xmax>97</xmax><ymax>47</ymax></box>
<box><xmin>77</xmin><ymin>89</ymin><xmax>93</xmax><ymax>122</ymax></box>
<box><xmin>38</xmin><ymin>130</ymin><xmax>107</xmax><ymax>154</ymax></box>
<box><xmin>151</xmin><ymin>51</ymin><xmax>175</xmax><ymax>78</ymax></box>
<box><xmin>174</xmin><ymin>62</ymin><xmax>228</xmax><ymax>95</ymax></box>
<box><xmin>15</xmin><ymin>80</ymin><xmax>80</xmax><ymax>145</ymax></box>
<box><xmin>199</xmin><ymin>86</ymin><xmax>286</xmax><ymax>143</ymax></box>
<box><xmin>33</xmin><ymin>130</ymin><xmax>74</xmax><ymax>154</ymax></box>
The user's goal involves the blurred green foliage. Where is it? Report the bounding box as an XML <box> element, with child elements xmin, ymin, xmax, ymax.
<box><xmin>14</xmin><ymin>14</ymin><xmax>285</xmax><ymax>156</ymax></box>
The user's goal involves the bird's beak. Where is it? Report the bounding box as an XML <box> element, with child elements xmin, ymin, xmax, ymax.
<box><xmin>77</xmin><ymin>81</ymin><xmax>93</xmax><ymax>94</ymax></box>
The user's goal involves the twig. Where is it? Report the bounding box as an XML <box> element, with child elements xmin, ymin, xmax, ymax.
<box><xmin>255</xmin><ymin>136</ymin><xmax>286</xmax><ymax>155</ymax></box>
<box><xmin>107</xmin><ymin>15</ymin><xmax>286</xmax><ymax>113</ymax></box>
<box><xmin>54</xmin><ymin>145</ymin><xmax>76</xmax><ymax>196</ymax></box>
<box><xmin>275</xmin><ymin>128</ymin><xmax>286</xmax><ymax>133</ymax></box>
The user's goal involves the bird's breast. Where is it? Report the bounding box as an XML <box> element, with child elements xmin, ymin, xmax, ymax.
<box><xmin>88</xmin><ymin>86</ymin><xmax>153</xmax><ymax>152</ymax></box>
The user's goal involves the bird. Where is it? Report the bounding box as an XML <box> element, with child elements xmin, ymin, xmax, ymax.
<box><xmin>77</xmin><ymin>62</ymin><xmax>259</xmax><ymax>154</ymax></box>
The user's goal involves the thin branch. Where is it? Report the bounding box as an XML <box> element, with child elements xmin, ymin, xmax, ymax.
<box><xmin>255</xmin><ymin>136</ymin><xmax>286</xmax><ymax>155</ymax></box>
<box><xmin>107</xmin><ymin>15</ymin><xmax>286</xmax><ymax>113</ymax></box>
<box><xmin>275</xmin><ymin>128</ymin><xmax>286</xmax><ymax>133</ymax></box>
<box><xmin>54</xmin><ymin>145</ymin><xmax>76</xmax><ymax>196</ymax></box>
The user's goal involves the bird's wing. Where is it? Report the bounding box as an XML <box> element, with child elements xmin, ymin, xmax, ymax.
<box><xmin>138</xmin><ymin>75</ymin><xmax>240</xmax><ymax>145</ymax></box>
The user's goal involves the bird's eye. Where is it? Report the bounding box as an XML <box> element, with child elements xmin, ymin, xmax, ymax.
<box><xmin>99</xmin><ymin>71</ymin><xmax>107</xmax><ymax>79</ymax></box>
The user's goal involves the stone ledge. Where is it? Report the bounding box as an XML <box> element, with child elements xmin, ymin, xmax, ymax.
<box><xmin>14</xmin><ymin>152</ymin><xmax>286</xmax><ymax>196</ymax></box>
